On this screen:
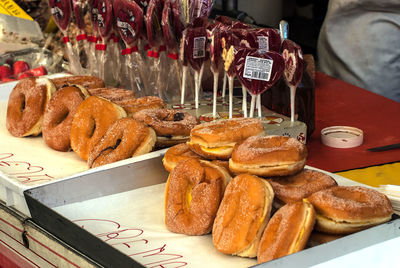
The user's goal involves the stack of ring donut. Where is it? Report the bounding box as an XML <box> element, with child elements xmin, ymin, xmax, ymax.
<box><xmin>88</xmin><ymin>87</ymin><xmax>135</xmax><ymax>102</ymax></box>
<box><xmin>165</xmin><ymin>158</ymin><xmax>231</xmax><ymax>235</ymax></box>
<box><xmin>162</xmin><ymin>143</ymin><xmax>205</xmax><ymax>172</ymax></box>
<box><xmin>70</xmin><ymin>96</ymin><xmax>127</xmax><ymax>160</ymax></box>
<box><xmin>212</xmin><ymin>174</ymin><xmax>274</xmax><ymax>258</ymax></box>
<box><xmin>87</xmin><ymin>118</ymin><xmax>156</xmax><ymax>168</ymax></box>
<box><xmin>6</xmin><ymin>77</ymin><xmax>56</xmax><ymax>137</ymax></box>
<box><xmin>229</xmin><ymin>135</ymin><xmax>307</xmax><ymax>176</ymax></box>
<box><xmin>257</xmin><ymin>200</ymin><xmax>316</xmax><ymax>264</ymax></box>
<box><xmin>268</xmin><ymin>169</ymin><xmax>338</xmax><ymax>208</ymax></box>
<box><xmin>133</xmin><ymin>108</ymin><xmax>198</xmax><ymax>147</ymax></box>
<box><xmin>116</xmin><ymin>96</ymin><xmax>166</xmax><ymax>117</ymax></box>
<box><xmin>51</xmin><ymin>75</ymin><xmax>105</xmax><ymax>90</ymax></box>
<box><xmin>307</xmin><ymin>186</ymin><xmax>394</xmax><ymax>234</ymax></box>
<box><xmin>42</xmin><ymin>85</ymin><xmax>90</xmax><ymax>151</ymax></box>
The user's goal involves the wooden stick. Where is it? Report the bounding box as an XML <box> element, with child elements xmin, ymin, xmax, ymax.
<box><xmin>181</xmin><ymin>65</ymin><xmax>187</xmax><ymax>104</ymax></box>
<box><xmin>228</xmin><ymin>76</ymin><xmax>234</xmax><ymax>118</ymax></box>
<box><xmin>257</xmin><ymin>94</ymin><xmax>262</xmax><ymax>118</ymax></box>
<box><xmin>250</xmin><ymin>94</ymin><xmax>256</xmax><ymax>118</ymax></box>
<box><xmin>222</xmin><ymin>71</ymin><xmax>227</xmax><ymax>99</ymax></box>
<box><xmin>290</xmin><ymin>85</ymin><xmax>296</xmax><ymax>122</ymax></box>
<box><xmin>213</xmin><ymin>71</ymin><xmax>218</xmax><ymax>118</ymax></box>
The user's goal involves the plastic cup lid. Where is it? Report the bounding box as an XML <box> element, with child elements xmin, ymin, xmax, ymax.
<box><xmin>321</xmin><ymin>126</ymin><xmax>364</xmax><ymax>148</ymax></box>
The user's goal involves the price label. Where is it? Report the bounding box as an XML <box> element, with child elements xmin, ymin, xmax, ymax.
<box><xmin>193</xmin><ymin>36</ymin><xmax>206</xmax><ymax>59</ymax></box>
<box><xmin>257</xmin><ymin>36</ymin><xmax>269</xmax><ymax>53</ymax></box>
<box><xmin>243</xmin><ymin>56</ymin><xmax>273</xmax><ymax>81</ymax></box>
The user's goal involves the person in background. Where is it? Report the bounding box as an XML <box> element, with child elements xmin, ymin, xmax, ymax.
<box><xmin>317</xmin><ymin>0</ymin><xmax>400</xmax><ymax>102</ymax></box>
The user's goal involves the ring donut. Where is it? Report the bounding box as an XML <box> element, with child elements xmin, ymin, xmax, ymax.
<box><xmin>165</xmin><ymin>159</ymin><xmax>231</xmax><ymax>235</ymax></box>
<box><xmin>268</xmin><ymin>169</ymin><xmax>337</xmax><ymax>208</ymax></box>
<box><xmin>307</xmin><ymin>186</ymin><xmax>394</xmax><ymax>234</ymax></box>
<box><xmin>88</xmin><ymin>118</ymin><xmax>156</xmax><ymax>168</ymax></box>
<box><xmin>133</xmin><ymin>108</ymin><xmax>198</xmax><ymax>147</ymax></box>
<box><xmin>70</xmin><ymin>96</ymin><xmax>127</xmax><ymax>160</ymax></box>
<box><xmin>212</xmin><ymin>174</ymin><xmax>274</xmax><ymax>258</ymax></box>
<box><xmin>88</xmin><ymin>87</ymin><xmax>135</xmax><ymax>102</ymax></box>
<box><xmin>188</xmin><ymin>118</ymin><xmax>265</xmax><ymax>160</ymax></box>
<box><xmin>257</xmin><ymin>200</ymin><xmax>316</xmax><ymax>264</ymax></box>
<box><xmin>6</xmin><ymin>77</ymin><xmax>56</xmax><ymax>137</ymax></box>
<box><xmin>116</xmin><ymin>96</ymin><xmax>166</xmax><ymax>116</ymax></box>
<box><xmin>42</xmin><ymin>85</ymin><xmax>90</xmax><ymax>151</ymax></box>
<box><xmin>51</xmin><ymin>75</ymin><xmax>105</xmax><ymax>90</ymax></box>
<box><xmin>229</xmin><ymin>135</ymin><xmax>307</xmax><ymax>176</ymax></box>
<box><xmin>162</xmin><ymin>143</ymin><xmax>204</xmax><ymax>172</ymax></box>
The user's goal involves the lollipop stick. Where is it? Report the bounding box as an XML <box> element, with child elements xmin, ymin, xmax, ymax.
<box><xmin>222</xmin><ymin>71</ymin><xmax>227</xmax><ymax>99</ymax></box>
<box><xmin>257</xmin><ymin>94</ymin><xmax>262</xmax><ymax>118</ymax></box>
<box><xmin>290</xmin><ymin>85</ymin><xmax>296</xmax><ymax>122</ymax></box>
<box><xmin>242</xmin><ymin>85</ymin><xmax>247</xmax><ymax>117</ymax></box>
<box><xmin>174</xmin><ymin>60</ymin><xmax>182</xmax><ymax>91</ymax></box>
<box><xmin>181</xmin><ymin>65</ymin><xmax>187</xmax><ymax>104</ymax></box>
<box><xmin>125</xmin><ymin>53</ymin><xmax>136</xmax><ymax>93</ymax></box>
<box><xmin>249</xmin><ymin>94</ymin><xmax>256</xmax><ymax>118</ymax></box>
<box><xmin>228</xmin><ymin>75</ymin><xmax>234</xmax><ymax>119</ymax></box>
<box><xmin>64</xmin><ymin>37</ymin><xmax>82</xmax><ymax>74</ymax></box>
<box><xmin>213</xmin><ymin>71</ymin><xmax>218</xmax><ymax>118</ymax></box>
<box><xmin>194</xmin><ymin>70</ymin><xmax>200</xmax><ymax>108</ymax></box>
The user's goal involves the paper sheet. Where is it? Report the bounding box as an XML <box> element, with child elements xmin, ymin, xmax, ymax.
<box><xmin>54</xmin><ymin>183</ymin><xmax>257</xmax><ymax>268</ymax></box>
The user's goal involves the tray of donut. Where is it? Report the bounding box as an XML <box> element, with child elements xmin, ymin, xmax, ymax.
<box><xmin>23</xmin><ymin>111</ymin><xmax>399</xmax><ymax>267</ymax></box>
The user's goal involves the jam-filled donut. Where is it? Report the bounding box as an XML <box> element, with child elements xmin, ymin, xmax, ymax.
<box><xmin>257</xmin><ymin>200</ymin><xmax>316</xmax><ymax>264</ymax></box>
<box><xmin>116</xmin><ymin>96</ymin><xmax>166</xmax><ymax>117</ymax></box>
<box><xmin>6</xmin><ymin>77</ymin><xmax>56</xmax><ymax>137</ymax></box>
<box><xmin>212</xmin><ymin>174</ymin><xmax>274</xmax><ymax>258</ymax></box>
<box><xmin>42</xmin><ymin>85</ymin><xmax>90</xmax><ymax>151</ymax></box>
<box><xmin>187</xmin><ymin>118</ymin><xmax>265</xmax><ymax>160</ymax></box>
<box><xmin>229</xmin><ymin>135</ymin><xmax>307</xmax><ymax>176</ymax></box>
<box><xmin>165</xmin><ymin>159</ymin><xmax>231</xmax><ymax>235</ymax></box>
<box><xmin>88</xmin><ymin>118</ymin><xmax>156</xmax><ymax>168</ymax></box>
<box><xmin>70</xmin><ymin>96</ymin><xmax>127</xmax><ymax>160</ymax></box>
<box><xmin>162</xmin><ymin>143</ymin><xmax>205</xmax><ymax>172</ymax></box>
<box><xmin>268</xmin><ymin>169</ymin><xmax>338</xmax><ymax>208</ymax></box>
<box><xmin>88</xmin><ymin>87</ymin><xmax>135</xmax><ymax>102</ymax></box>
<box><xmin>133</xmin><ymin>108</ymin><xmax>198</xmax><ymax>147</ymax></box>
<box><xmin>51</xmin><ymin>75</ymin><xmax>105</xmax><ymax>90</ymax></box>
<box><xmin>307</xmin><ymin>186</ymin><xmax>394</xmax><ymax>234</ymax></box>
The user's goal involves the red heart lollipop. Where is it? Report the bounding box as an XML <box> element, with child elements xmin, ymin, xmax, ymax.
<box><xmin>162</xmin><ymin>0</ymin><xmax>178</xmax><ymax>52</ymax></box>
<box><xmin>113</xmin><ymin>0</ymin><xmax>143</xmax><ymax>47</ymax></box>
<box><xmin>72</xmin><ymin>0</ymin><xmax>86</xmax><ymax>31</ymax></box>
<box><xmin>281</xmin><ymin>39</ymin><xmax>303</xmax><ymax>88</ymax></box>
<box><xmin>48</xmin><ymin>0</ymin><xmax>72</xmax><ymax>32</ymax></box>
<box><xmin>171</xmin><ymin>0</ymin><xmax>183</xmax><ymax>40</ymax></box>
<box><xmin>184</xmin><ymin>27</ymin><xmax>208</xmax><ymax>72</ymax></box>
<box><xmin>253</xmin><ymin>28</ymin><xmax>281</xmax><ymax>53</ymax></box>
<box><xmin>89</xmin><ymin>0</ymin><xmax>100</xmax><ymax>32</ymax></box>
<box><xmin>146</xmin><ymin>0</ymin><xmax>163</xmax><ymax>48</ymax></box>
<box><xmin>96</xmin><ymin>0</ymin><xmax>113</xmax><ymax>38</ymax></box>
<box><xmin>234</xmin><ymin>47</ymin><xmax>284</xmax><ymax>95</ymax></box>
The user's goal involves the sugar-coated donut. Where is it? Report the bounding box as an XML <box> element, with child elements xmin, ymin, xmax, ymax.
<box><xmin>162</xmin><ymin>143</ymin><xmax>204</xmax><ymax>172</ymax></box>
<box><xmin>42</xmin><ymin>85</ymin><xmax>90</xmax><ymax>151</ymax></box>
<box><xmin>212</xmin><ymin>174</ymin><xmax>274</xmax><ymax>258</ymax></box>
<box><xmin>134</xmin><ymin>109</ymin><xmax>198</xmax><ymax>147</ymax></box>
<box><xmin>188</xmin><ymin>118</ymin><xmax>265</xmax><ymax>160</ymax></box>
<box><xmin>165</xmin><ymin>159</ymin><xmax>231</xmax><ymax>235</ymax></box>
<box><xmin>268</xmin><ymin>169</ymin><xmax>337</xmax><ymax>207</ymax></box>
<box><xmin>116</xmin><ymin>96</ymin><xmax>166</xmax><ymax>116</ymax></box>
<box><xmin>229</xmin><ymin>135</ymin><xmax>307</xmax><ymax>176</ymax></box>
<box><xmin>88</xmin><ymin>118</ymin><xmax>156</xmax><ymax>168</ymax></box>
<box><xmin>6</xmin><ymin>77</ymin><xmax>56</xmax><ymax>137</ymax></box>
<box><xmin>257</xmin><ymin>200</ymin><xmax>316</xmax><ymax>264</ymax></box>
<box><xmin>88</xmin><ymin>87</ymin><xmax>135</xmax><ymax>102</ymax></box>
<box><xmin>70</xmin><ymin>96</ymin><xmax>127</xmax><ymax>160</ymax></box>
<box><xmin>51</xmin><ymin>75</ymin><xmax>105</xmax><ymax>90</ymax></box>
<box><xmin>307</xmin><ymin>186</ymin><xmax>393</xmax><ymax>234</ymax></box>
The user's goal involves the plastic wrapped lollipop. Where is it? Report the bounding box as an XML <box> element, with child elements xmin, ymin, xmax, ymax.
<box><xmin>183</xmin><ymin>26</ymin><xmax>208</xmax><ymax>109</ymax></box>
<box><xmin>208</xmin><ymin>26</ymin><xmax>222</xmax><ymax>118</ymax></box>
<box><xmin>161</xmin><ymin>0</ymin><xmax>183</xmax><ymax>102</ymax></box>
<box><xmin>146</xmin><ymin>0</ymin><xmax>165</xmax><ymax>97</ymax></box>
<box><xmin>95</xmin><ymin>0</ymin><xmax>113</xmax><ymax>81</ymax></box>
<box><xmin>48</xmin><ymin>0</ymin><xmax>82</xmax><ymax>74</ymax></box>
<box><xmin>281</xmin><ymin>39</ymin><xmax>303</xmax><ymax>122</ymax></box>
<box><xmin>72</xmin><ymin>0</ymin><xmax>90</xmax><ymax>70</ymax></box>
<box><xmin>113</xmin><ymin>0</ymin><xmax>148</xmax><ymax>96</ymax></box>
<box><xmin>234</xmin><ymin>47</ymin><xmax>284</xmax><ymax>118</ymax></box>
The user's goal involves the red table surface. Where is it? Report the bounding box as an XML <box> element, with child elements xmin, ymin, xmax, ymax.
<box><xmin>306</xmin><ymin>72</ymin><xmax>400</xmax><ymax>172</ymax></box>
